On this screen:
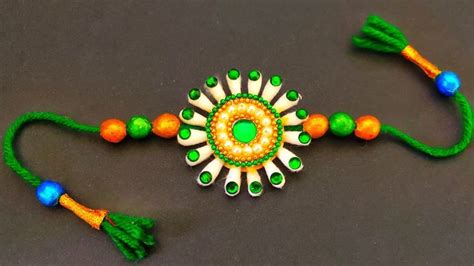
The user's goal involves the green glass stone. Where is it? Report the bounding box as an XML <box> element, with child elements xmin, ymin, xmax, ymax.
<box><xmin>329</xmin><ymin>112</ymin><xmax>355</xmax><ymax>137</ymax></box>
<box><xmin>232</xmin><ymin>119</ymin><xmax>258</xmax><ymax>144</ymax></box>
<box><xmin>179</xmin><ymin>128</ymin><xmax>191</xmax><ymax>140</ymax></box>
<box><xmin>296</xmin><ymin>108</ymin><xmax>308</xmax><ymax>119</ymax></box>
<box><xmin>289</xmin><ymin>157</ymin><xmax>302</xmax><ymax>170</ymax></box>
<box><xmin>226</xmin><ymin>181</ymin><xmax>239</xmax><ymax>195</ymax></box>
<box><xmin>187</xmin><ymin>149</ymin><xmax>200</xmax><ymax>162</ymax></box>
<box><xmin>270</xmin><ymin>173</ymin><xmax>283</xmax><ymax>185</ymax></box>
<box><xmin>228</xmin><ymin>68</ymin><xmax>240</xmax><ymax>80</ymax></box>
<box><xmin>206</xmin><ymin>76</ymin><xmax>218</xmax><ymax>88</ymax></box>
<box><xmin>181</xmin><ymin>108</ymin><xmax>194</xmax><ymax>120</ymax></box>
<box><xmin>248</xmin><ymin>70</ymin><xmax>261</xmax><ymax>81</ymax></box>
<box><xmin>249</xmin><ymin>181</ymin><xmax>263</xmax><ymax>194</ymax></box>
<box><xmin>126</xmin><ymin>115</ymin><xmax>152</xmax><ymax>139</ymax></box>
<box><xmin>270</xmin><ymin>75</ymin><xmax>282</xmax><ymax>86</ymax></box>
<box><xmin>199</xmin><ymin>171</ymin><xmax>212</xmax><ymax>184</ymax></box>
<box><xmin>298</xmin><ymin>132</ymin><xmax>311</xmax><ymax>144</ymax></box>
<box><xmin>188</xmin><ymin>88</ymin><xmax>201</xmax><ymax>100</ymax></box>
<box><xmin>286</xmin><ymin>90</ymin><xmax>299</xmax><ymax>101</ymax></box>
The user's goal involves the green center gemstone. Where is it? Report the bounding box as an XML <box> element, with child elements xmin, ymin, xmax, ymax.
<box><xmin>228</xmin><ymin>68</ymin><xmax>240</xmax><ymax>80</ymax></box>
<box><xmin>179</xmin><ymin>128</ymin><xmax>191</xmax><ymax>140</ymax></box>
<box><xmin>249</xmin><ymin>181</ymin><xmax>263</xmax><ymax>194</ymax></box>
<box><xmin>248</xmin><ymin>70</ymin><xmax>261</xmax><ymax>81</ymax></box>
<box><xmin>199</xmin><ymin>171</ymin><xmax>212</xmax><ymax>184</ymax></box>
<box><xmin>296</xmin><ymin>108</ymin><xmax>308</xmax><ymax>119</ymax></box>
<box><xmin>329</xmin><ymin>112</ymin><xmax>355</xmax><ymax>137</ymax></box>
<box><xmin>286</xmin><ymin>90</ymin><xmax>299</xmax><ymax>101</ymax></box>
<box><xmin>270</xmin><ymin>173</ymin><xmax>283</xmax><ymax>185</ymax></box>
<box><xmin>187</xmin><ymin>149</ymin><xmax>200</xmax><ymax>162</ymax></box>
<box><xmin>289</xmin><ymin>157</ymin><xmax>302</xmax><ymax>170</ymax></box>
<box><xmin>188</xmin><ymin>88</ymin><xmax>201</xmax><ymax>100</ymax></box>
<box><xmin>206</xmin><ymin>76</ymin><xmax>218</xmax><ymax>88</ymax></box>
<box><xmin>270</xmin><ymin>75</ymin><xmax>282</xmax><ymax>86</ymax></box>
<box><xmin>232</xmin><ymin>119</ymin><xmax>258</xmax><ymax>144</ymax></box>
<box><xmin>226</xmin><ymin>181</ymin><xmax>239</xmax><ymax>195</ymax></box>
<box><xmin>298</xmin><ymin>132</ymin><xmax>311</xmax><ymax>144</ymax></box>
<box><xmin>181</xmin><ymin>108</ymin><xmax>194</xmax><ymax>120</ymax></box>
<box><xmin>126</xmin><ymin>115</ymin><xmax>152</xmax><ymax>139</ymax></box>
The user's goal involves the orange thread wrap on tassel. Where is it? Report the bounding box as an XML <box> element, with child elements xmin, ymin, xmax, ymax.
<box><xmin>401</xmin><ymin>45</ymin><xmax>442</xmax><ymax>79</ymax></box>
<box><xmin>59</xmin><ymin>194</ymin><xmax>108</xmax><ymax>230</ymax></box>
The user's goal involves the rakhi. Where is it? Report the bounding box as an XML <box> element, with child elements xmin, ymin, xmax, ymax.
<box><xmin>3</xmin><ymin>15</ymin><xmax>472</xmax><ymax>261</ymax></box>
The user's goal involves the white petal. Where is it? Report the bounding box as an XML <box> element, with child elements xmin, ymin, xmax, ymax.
<box><xmin>225</xmin><ymin>167</ymin><xmax>242</xmax><ymax>197</ymax></box>
<box><xmin>277</xmin><ymin>147</ymin><xmax>303</xmax><ymax>172</ymax></box>
<box><xmin>188</xmin><ymin>90</ymin><xmax>214</xmax><ymax>113</ymax></box>
<box><xmin>177</xmin><ymin>128</ymin><xmax>207</xmax><ymax>146</ymax></box>
<box><xmin>263</xmin><ymin>160</ymin><xmax>286</xmax><ymax>188</ymax></box>
<box><xmin>273</xmin><ymin>91</ymin><xmax>302</xmax><ymax>113</ymax></box>
<box><xmin>246</xmin><ymin>169</ymin><xmax>263</xmax><ymax>197</ymax></box>
<box><xmin>261</xmin><ymin>79</ymin><xmax>282</xmax><ymax>102</ymax></box>
<box><xmin>282</xmin><ymin>110</ymin><xmax>308</xmax><ymax>126</ymax></box>
<box><xmin>226</xmin><ymin>74</ymin><xmax>241</xmax><ymax>95</ymax></box>
<box><xmin>197</xmin><ymin>158</ymin><xmax>224</xmax><ymax>186</ymax></box>
<box><xmin>283</xmin><ymin>131</ymin><xmax>311</xmax><ymax>146</ymax></box>
<box><xmin>248</xmin><ymin>73</ymin><xmax>263</xmax><ymax>95</ymax></box>
<box><xmin>185</xmin><ymin>144</ymin><xmax>213</xmax><ymax>166</ymax></box>
<box><xmin>179</xmin><ymin>109</ymin><xmax>207</xmax><ymax>127</ymax></box>
<box><xmin>205</xmin><ymin>79</ymin><xmax>226</xmax><ymax>102</ymax></box>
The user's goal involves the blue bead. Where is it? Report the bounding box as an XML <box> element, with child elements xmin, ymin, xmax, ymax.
<box><xmin>435</xmin><ymin>71</ymin><xmax>461</xmax><ymax>97</ymax></box>
<box><xmin>36</xmin><ymin>180</ymin><xmax>65</xmax><ymax>207</ymax></box>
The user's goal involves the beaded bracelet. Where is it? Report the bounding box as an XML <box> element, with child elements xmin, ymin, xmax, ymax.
<box><xmin>3</xmin><ymin>15</ymin><xmax>472</xmax><ymax>261</ymax></box>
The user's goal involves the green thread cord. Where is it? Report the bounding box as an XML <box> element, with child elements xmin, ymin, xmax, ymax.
<box><xmin>352</xmin><ymin>15</ymin><xmax>409</xmax><ymax>53</ymax></box>
<box><xmin>381</xmin><ymin>92</ymin><xmax>473</xmax><ymax>157</ymax></box>
<box><xmin>3</xmin><ymin>112</ymin><xmax>99</xmax><ymax>187</ymax></box>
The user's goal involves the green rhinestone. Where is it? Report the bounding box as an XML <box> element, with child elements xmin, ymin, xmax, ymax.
<box><xmin>228</xmin><ymin>68</ymin><xmax>240</xmax><ymax>80</ymax></box>
<box><xmin>179</xmin><ymin>128</ymin><xmax>191</xmax><ymax>140</ymax></box>
<box><xmin>188</xmin><ymin>88</ymin><xmax>201</xmax><ymax>100</ymax></box>
<box><xmin>296</xmin><ymin>108</ymin><xmax>308</xmax><ymax>119</ymax></box>
<box><xmin>298</xmin><ymin>132</ymin><xmax>311</xmax><ymax>144</ymax></box>
<box><xmin>181</xmin><ymin>108</ymin><xmax>194</xmax><ymax>120</ymax></box>
<box><xmin>270</xmin><ymin>173</ymin><xmax>283</xmax><ymax>185</ymax></box>
<box><xmin>232</xmin><ymin>119</ymin><xmax>258</xmax><ymax>144</ymax></box>
<box><xmin>249</xmin><ymin>181</ymin><xmax>263</xmax><ymax>194</ymax></box>
<box><xmin>199</xmin><ymin>171</ymin><xmax>212</xmax><ymax>184</ymax></box>
<box><xmin>187</xmin><ymin>150</ymin><xmax>200</xmax><ymax>162</ymax></box>
<box><xmin>249</xmin><ymin>70</ymin><xmax>261</xmax><ymax>81</ymax></box>
<box><xmin>286</xmin><ymin>90</ymin><xmax>299</xmax><ymax>101</ymax></box>
<box><xmin>270</xmin><ymin>75</ymin><xmax>282</xmax><ymax>86</ymax></box>
<box><xmin>126</xmin><ymin>115</ymin><xmax>152</xmax><ymax>139</ymax></box>
<box><xmin>226</xmin><ymin>181</ymin><xmax>239</xmax><ymax>195</ymax></box>
<box><xmin>206</xmin><ymin>76</ymin><xmax>218</xmax><ymax>88</ymax></box>
<box><xmin>329</xmin><ymin>112</ymin><xmax>355</xmax><ymax>137</ymax></box>
<box><xmin>289</xmin><ymin>157</ymin><xmax>302</xmax><ymax>170</ymax></box>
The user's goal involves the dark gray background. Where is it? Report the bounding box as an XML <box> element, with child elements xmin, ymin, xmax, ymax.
<box><xmin>1</xmin><ymin>0</ymin><xmax>473</xmax><ymax>265</ymax></box>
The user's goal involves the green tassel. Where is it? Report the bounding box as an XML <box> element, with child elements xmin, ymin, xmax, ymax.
<box><xmin>101</xmin><ymin>213</ymin><xmax>155</xmax><ymax>261</ymax></box>
<box><xmin>352</xmin><ymin>15</ymin><xmax>409</xmax><ymax>53</ymax></box>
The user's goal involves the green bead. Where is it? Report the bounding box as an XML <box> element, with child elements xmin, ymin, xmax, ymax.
<box><xmin>298</xmin><ymin>132</ymin><xmax>311</xmax><ymax>144</ymax></box>
<box><xmin>232</xmin><ymin>119</ymin><xmax>257</xmax><ymax>144</ymax></box>
<box><xmin>286</xmin><ymin>90</ymin><xmax>299</xmax><ymax>101</ymax></box>
<box><xmin>187</xmin><ymin>149</ymin><xmax>200</xmax><ymax>162</ymax></box>
<box><xmin>249</xmin><ymin>70</ymin><xmax>261</xmax><ymax>81</ymax></box>
<box><xmin>199</xmin><ymin>171</ymin><xmax>212</xmax><ymax>184</ymax></box>
<box><xmin>270</xmin><ymin>173</ymin><xmax>283</xmax><ymax>185</ymax></box>
<box><xmin>329</xmin><ymin>112</ymin><xmax>355</xmax><ymax>137</ymax></box>
<box><xmin>206</xmin><ymin>76</ymin><xmax>218</xmax><ymax>88</ymax></box>
<box><xmin>270</xmin><ymin>75</ymin><xmax>282</xmax><ymax>86</ymax></box>
<box><xmin>188</xmin><ymin>88</ymin><xmax>201</xmax><ymax>100</ymax></box>
<box><xmin>296</xmin><ymin>108</ymin><xmax>308</xmax><ymax>119</ymax></box>
<box><xmin>181</xmin><ymin>108</ymin><xmax>194</xmax><ymax>120</ymax></box>
<box><xmin>289</xmin><ymin>157</ymin><xmax>302</xmax><ymax>170</ymax></box>
<box><xmin>126</xmin><ymin>115</ymin><xmax>151</xmax><ymax>139</ymax></box>
<box><xmin>226</xmin><ymin>181</ymin><xmax>239</xmax><ymax>195</ymax></box>
<box><xmin>179</xmin><ymin>128</ymin><xmax>191</xmax><ymax>140</ymax></box>
<box><xmin>228</xmin><ymin>68</ymin><xmax>240</xmax><ymax>80</ymax></box>
<box><xmin>249</xmin><ymin>181</ymin><xmax>263</xmax><ymax>194</ymax></box>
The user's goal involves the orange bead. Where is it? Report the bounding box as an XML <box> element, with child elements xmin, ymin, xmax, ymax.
<box><xmin>355</xmin><ymin>115</ymin><xmax>381</xmax><ymax>140</ymax></box>
<box><xmin>303</xmin><ymin>114</ymin><xmax>328</xmax><ymax>139</ymax></box>
<box><xmin>100</xmin><ymin>119</ymin><xmax>127</xmax><ymax>143</ymax></box>
<box><xmin>152</xmin><ymin>113</ymin><xmax>181</xmax><ymax>138</ymax></box>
